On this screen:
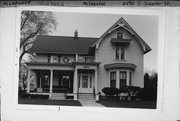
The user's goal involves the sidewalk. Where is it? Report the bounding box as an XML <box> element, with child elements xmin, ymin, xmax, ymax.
<box><xmin>79</xmin><ymin>100</ymin><xmax>105</xmax><ymax>107</ymax></box>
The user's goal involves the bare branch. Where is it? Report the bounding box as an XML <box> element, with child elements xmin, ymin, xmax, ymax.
<box><xmin>20</xmin><ymin>26</ymin><xmax>43</xmax><ymax>49</ymax></box>
<box><xmin>21</xmin><ymin>12</ymin><xmax>30</xmax><ymax>31</ymax></box>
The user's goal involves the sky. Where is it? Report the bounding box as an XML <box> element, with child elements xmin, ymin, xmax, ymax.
<box><xmin>50</xmin><ymin>12</ymin><xmax>158</xmax><ymax>72</ymax></box>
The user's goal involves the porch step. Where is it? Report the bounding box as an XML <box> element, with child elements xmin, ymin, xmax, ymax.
<box><xmin>78</xmin><ymin>93</ymin><xmax>95</xmax><ymax>100</ymax></box>
<box><xmin>50</xmin><ymin>93</ymin><xmax>65</xmax><ymax>100</ymax></box>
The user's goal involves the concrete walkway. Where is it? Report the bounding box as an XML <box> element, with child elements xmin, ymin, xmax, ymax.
<box><xmin>79</xmin><ymin>100</ymin><xmax>105</xmax><ymax>107</ymax></box>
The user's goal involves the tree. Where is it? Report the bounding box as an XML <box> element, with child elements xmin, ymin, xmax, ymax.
<box><xmin>144</xmin><ymin>72</ymin><xmax>158</xmax><ymax>89</ymax></box>
<box><xmin>144</xmin><ymin>73</ymin><xmax>150</xmax><ymax>88</ymax></box>
<box><xmin>19</xmin><ymin>11</ymin><xmax>57</xmax><ymax>91</ymax></box>
<box><xmin>20</xmin><ymin>11</ymin><xmax>57</xmax><ymax>64</ymax></box>
<box><xmin>150</xmin><ymin>72</ymin><xmax>158</xmax><ymax>89</ymax></box>
<box><xmin>19</xmin><ymin>63</ymin><xmax>28</xmax><ymax>91</ymax></box>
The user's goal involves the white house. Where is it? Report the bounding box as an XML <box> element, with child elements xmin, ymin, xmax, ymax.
<box><xmin>25</xmin><ymin>17</ymin><xmax>151</xmax><ymax>101</ymax></box>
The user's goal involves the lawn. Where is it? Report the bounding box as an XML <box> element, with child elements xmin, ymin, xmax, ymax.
<box><xmin>18</xmin><ymin>98</ymin><xmax>82</xmax><ymax>106</ymax></box>
<box><xmin>96</xmin><ymin>100</ymin><xmax>156</xmax><ymax>109</ymax></box>
<box><xmin>19</xmin><ymin>98</ymin><xmax>156</xmax><ymax>109</ymax></box>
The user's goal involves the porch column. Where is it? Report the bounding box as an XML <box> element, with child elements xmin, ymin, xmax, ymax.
<box><xmin>126</xmin><ymin>70</ymin><xmax>129</xmax><ymax>86</ymax></box>
<box><xmin>116</xmin><ymin>70</ymin><xmax>120</xmax><ymax>89</ymax></box>
<box><xmin>73</xmin><ymin>68</ymin><xmax>78</xmax><ymax>100</ymax></box>
<box><xmin>50</xmin><ymin>69</ymin><xmax>53</xmax><ymax>93</ymax></box>
<box><xmin>75</xmin><ymin>54</ymin><xmax>78</xmax><ymax>62</ymax></box>
<box><xmin>95</xmin><ymin>68</ymin><xmax>99</xmax><ymax>101</ymax></box>
<box><xmin>27</xmin><ymin>69</ymin><xmax>31</xmax><ymax>93</ymax></box>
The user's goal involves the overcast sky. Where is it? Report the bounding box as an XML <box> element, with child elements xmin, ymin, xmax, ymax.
<box><xmin>50</xmin><ymin>12</ymin><xmax>158</xmax><ymax>72</ymax></box>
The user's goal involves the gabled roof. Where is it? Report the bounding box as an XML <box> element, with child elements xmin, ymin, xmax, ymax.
<box><xmin>30</xmin><ymin>36</ymin><xmax>98</xmax><ymax>54</ymax></box>
<box><xmin>92</xmin><ymin>17</ymin><xmax>151</xmax><ymax>54</ymax></box>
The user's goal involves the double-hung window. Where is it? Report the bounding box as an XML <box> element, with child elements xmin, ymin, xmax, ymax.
<box><xmin>119</xmin><ymin>71</ymin><xmax>127</xmax><ymax>89</ymax></box>
<box><xmin>110</xmin><ymin>72</ymin><xmax>116</xmax><ymax>88</ymax></box>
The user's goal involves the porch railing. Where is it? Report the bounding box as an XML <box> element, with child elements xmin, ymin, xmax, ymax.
<box><xmin>77</xmin><ymin>56</ymin><xmax>95</xmax><ymax>62</ymax></box>
<box><xmin>32</xmin><ymin>55</ymin><xmax>95</xmax><ymax>63</ymax></box>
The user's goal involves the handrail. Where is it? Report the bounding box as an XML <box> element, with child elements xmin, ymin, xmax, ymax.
<box><xmin>78</xmin><ymin>56</ymin><xmax>95</xmax><ymax>62</ymax></box>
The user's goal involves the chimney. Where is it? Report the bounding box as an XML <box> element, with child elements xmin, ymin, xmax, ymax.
<box><xmin>74</xmin><ymin>30</ymin><xmax>78</xmax><ymax>39</ymax></box>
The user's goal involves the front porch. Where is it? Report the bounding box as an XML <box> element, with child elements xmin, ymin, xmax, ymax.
<box><xmin>26</xmin><ymin>63</ymin><xmax>100</xmax><ymax>100</ymax></box>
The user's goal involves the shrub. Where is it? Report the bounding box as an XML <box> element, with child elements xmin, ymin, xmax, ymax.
<box><xmin>119</xmin><ymin>88</ymin><xmax>129</xmax><ymax>93</ymax></box>
<box><xmin>30</xmin><ymin>94</ymin><xmax>39</xmax><ymax>99</ymax></box>
<box><xmin>126</xmin><ymin>86</ymin><xmax>141</xmax><ymax>96</ymax></box>
<box><xmin>39</xmin><ymin>95</ymin><xmax>49</xmax><ymax>99</ymax></box>
<box><xmin>136</xmin><ymin>88</ymin><xmax>157</xmax><ymax>101</ymax></box>
<box><xmin>19</xmin><ymin>90</ymin><xmax>30</xmax><ymax>98</ymax></box>
<box><xmin>20</xmin><ymin>93</ymin><xmax>30</xmax><ymax>99</ymax></box>
<box><xmin>102</xmin><ymin>87</ymin><xmax>119</xmax><ymax>96</ymax></box>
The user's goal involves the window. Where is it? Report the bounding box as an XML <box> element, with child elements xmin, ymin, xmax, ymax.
<box><xmin>115</xmin><ymin>48</ymin><xmax>120</xmax><ymax>60</ymax></box>
<box><xmin>42</xmin><ymin>75</ymin><xmax>49</xmax><ymax>87</ymax></box>
<box><xmin>58</xmin><ymin>55</ymin><xmax>61</xmax><ymax>63</ymax></box>
<box><xmin>129</xmin><ymin>72</ymin><xmax>132</xmax><ymax>86</ymax></box>
<box><xmin>115</xmin><ymin>47</ymin><xmax>125</xmax><ymax>60</ymax></box>
<box><xmin>78</xmin><ymin>75</ymin><xmax>81</xmax><ymax>88</ymax></box>
<box><xmin>61</xmin><ymin>76</ymin><xmax>70</xmax><ymax>88</ymax></box>
<box><xmin>90</xmin><ymin>76</ymin><xmax>92</xmax><ymax>88</ymax></box>
<box><xmin>48</xmin><ymin>54</ymin><xmax>50</xmax><ymax>63</ymax></box>
<box><xmin>120</xmin><ymin>48</ymin><xmax>125</xmax><ymax>60</ymax></box>
<box><xmin>119</xmin><ymin>71</ymin><xmax>127</xmax><ymax>89</ymax></box>
<box><xmin>52</xmin><ymin>55</ymin><xmax>58</xmax><ymax>63</ymax></box>
<box><xmin>37</xmin><ymin>72</ymin><xmax>50</xmax><ymax>88</ymax></box>
<box><xmin>117</xmin><ymin>31</ymin><xmax>123</xmax><ymax>39</ymax></box>
<box><xmin>110</xmin><ymin>72</ymin><xmax>116</xmax><ymax>88</ymax></box>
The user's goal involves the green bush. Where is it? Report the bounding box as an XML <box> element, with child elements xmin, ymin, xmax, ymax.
<box><xmin>102</xmin><ymin>87</ymin><xmax>119</xmax><ymax>96</ymax></box>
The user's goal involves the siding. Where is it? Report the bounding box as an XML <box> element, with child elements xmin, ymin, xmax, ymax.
<box><xmin>96</xmin><ymin>28</ymin><xmax>144</xmax><ymax>93</ymax></box>
<box><xmin>34</xmin><ymin>54</ymin><xmax>75</xmax><ymax>64</ymax></box>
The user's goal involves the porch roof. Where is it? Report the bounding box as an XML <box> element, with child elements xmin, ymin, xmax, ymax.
<box><xmin>72</xmin><ymin>62</ymin><xmax>101</xmax><ymax>66</ymax></box>
<box><xmin>104</xmin><ymin>63</ymin><xmax>136</xmax><ymax>70</ymax></box>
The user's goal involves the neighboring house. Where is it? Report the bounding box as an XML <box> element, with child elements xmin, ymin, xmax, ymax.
<box><xmin>25</xmin><ymin>17</ymin><xmax>151</xmax><ymax>101</ymax></box>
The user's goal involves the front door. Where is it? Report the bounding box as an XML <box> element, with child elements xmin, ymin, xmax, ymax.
<box><xmin>78</xmin><ymin>74</ymin><xmax>93</xmax><ymax>93</ymax></box>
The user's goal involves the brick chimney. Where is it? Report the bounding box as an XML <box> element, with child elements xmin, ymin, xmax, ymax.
<box><xmin>74</xmin><ymin>30</ymin><xmax>78</xmax><ymax>39</ymax></box>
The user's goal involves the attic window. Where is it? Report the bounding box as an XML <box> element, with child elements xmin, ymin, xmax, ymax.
<box><xmin>117</xmin><ymin>31</ymin><xmax>123</xmax><ymax>39</ymax></box>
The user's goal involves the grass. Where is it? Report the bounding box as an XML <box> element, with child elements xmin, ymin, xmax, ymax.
<box><xmin>18</xmin><ymin>98</ymin><xmax>156</xmax><ymax>109</ymax></box>
<box><xmin>18</xmin><ymin>98</ymin><xmax>82</xmax><ymax>106</ymax></box>
<box><xmin>96</xmin><ymin>100</ymin><xmax>156</xmax><ymax>109</ymax></box>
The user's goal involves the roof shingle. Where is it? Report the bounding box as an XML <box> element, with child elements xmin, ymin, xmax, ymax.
<box><xmin>30</xmin><ymin>36</ymin><xmax>98</xmax><ymax>54</ymax></box>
